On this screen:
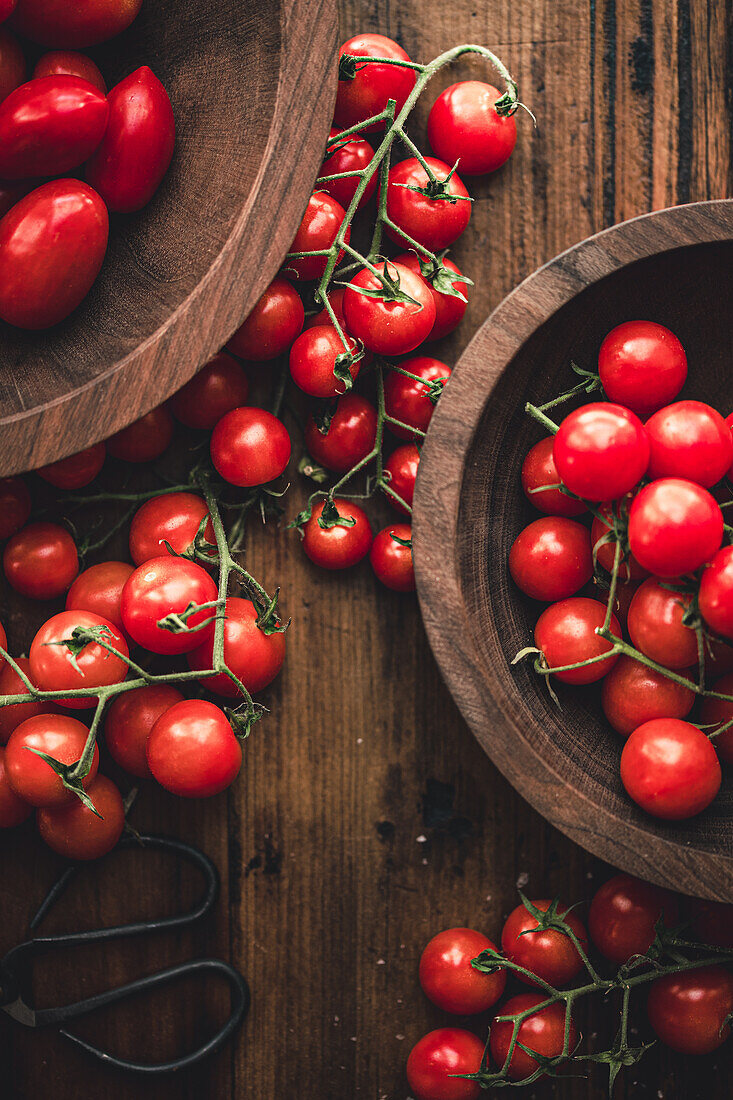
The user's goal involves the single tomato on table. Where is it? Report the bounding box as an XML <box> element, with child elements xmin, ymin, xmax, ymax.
<box><xmin>370</xmin><ymin>524</ymin><xmax>415</xmax><ymax>591</ymax></box>
<box><xmin>301</xmin><ymin>499</ymin><xmax>373</xmax><ymax>570</ymax></box>
<box><xmin>647</xmin><ymin>966</ymin><xmax>733</xmax><ymax>1054</ymax></box>
<box><xmin>319</xmin><ymin>127</ymin><xmax>376</xmax><ymax>210</ymax></box>
<box><xmin>285</xmin><ymin>191</ymin><xmax>348</xmax><ymax>281</ymax></box>
<box><xmin>383</xmin><ymin>356</ymin><xmax>451</xmax><ymax>438</ymax></box>
<box><xmin>210</xmin><ymin>407</ymin><xmax>291</xmax><ymax>487</ymax></box>
<box><xmin>3</xmin><ymin>522</ymin><xmax>78</xmax><ymax>599</ymax></box>
<box><xmin>0</xmin><ymin>746</ymin><xmax>32</xmax><ymax>828</ymax></box>
<box><xmin>393</xmin><ymin>251</ymin><xmax>469</xmax><ymax>341</ymax></box>
<box><xmin>385</xmin><ymin>157</ymin><xmax>471</xmax><ymax>251</ymax></box>
<box><xmin>33</xmin><ymin>50</ymin><xmax>106</xmax><ymax>92</ymax></box>
<box><xmin>5</xmin><ymin>713</ymin><xmax>98</xmax><ymax>807</ymax></box>
<box><xmin>343</xmin><ymin>262</ymin><xmax>436</xmax><ymax>356</ymax></box>
<box><xmin>146</xmin><ymin>699</ymin><xmax>242</xmax><ymax>798</ymax></box>
<box><xmin>10</xmin><ymin>0</ymin><xmax>143</xmax><ymax>47</ymax></box>
<box><xmin>106</xmin><ymin>405</ymin><xmax>174</xmax><ymax>463</ymax></box>
<box><xmin>36</xmin><ymin>442</ymin><xmax>105</xmax><ymax>489</ymax></box>
<box><xmin>334</xmin><ymin>33</ymin><xmax>416</xmax><ymax>131</ymax></box>
<box><xmin>66</xmin><ymin>561</ymin><xmax>134</xmax><ymax>634</ymax></box>
<box><xmin>38</xmin><ymin>774</ymin><xmax>124</xmax><ymax>860</ymax></box>
<box><xmin>289</xmin><ymin>325</ymin><xmax>362</xmax><ymax>398</ymax></box>
<box><xmin>29</xmin><ymin>610</ymin><xmax>129</xmax><ymax>709</ymax></box>
<box><xmin>304</xmin><ymin>394</ymin><xmax>377</xmax><ymax>474</ymax></box>
<box><xmin>428</xmin><ymin>81</ymin><xmax>517</xmax><ymax>175</ymax></box>
<box><xmin>501</xmin><ymin>898</ymin><xmax>588</xmax><ymax>987</ymax></box>
<box><xmin>227</xmin><ymin>278</ymin><xmax>304</xmax><ymax>361</ymax></box>
<box><xmin>187</xmin><ymin>597</ymin><xmax>286</xmax><ymax>697</ymax></box>
<box><xmin>419</xmin><ymin>927</ymin><xmax>506</xmax><ymax>1014</ymax></box>
<box><xmin>406</xmin><ymin>1028</ymin><xmax>484</xmax><ymax>1100</ymax></box>
<box><xmin>129</xmin><ymin>491</ymin><xmax>213</xmax><ymax>566</ymax></box>
<box><xmin>490</xmin><ymin>995</ymin><xmax>576</xmax><ymax>1081</ymax></box>
<box><xmin>588</xmin><ymin>873</ymin><xmax>680</xmax><ymax>963</ymax></box>
<box><xmin>384</xmin><ymin>443</ymin><xmax>419</xmax><ymax>512</ymax></box>
<box><xmin>120</xmin><ymin>556</ymin><xmax>219</xmax><ymax>656</ymax></box>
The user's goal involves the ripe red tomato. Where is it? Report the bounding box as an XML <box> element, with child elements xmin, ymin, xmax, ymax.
<box><xmin>120</xmin><ymin>556</ymin><xmax>218</xmax><ymax>655</ymax></box>
<box><xmin>3</xmin><ymin>521</ymin><xmax>78</xmax><ymax>598</ymax></box>
<box><xmin>170</xmin><ymin>352</ymin><xmax>249</xmax><ymax>430</ymax></box>
<box><xmin>0</xmin><ymin>179</ymin><xmax>108</xmax><ymax>330</ymax></box>
<box><xmin>601</xmin><ymin>655</ymin><xmax>694</xmax><ymax>737</ymax></box>
<box><xmin>227</xmin><ymin>278</ymin><xmax>305</xmax><ymax>361</ymax></box>
<box><xmin>0</xmin><ymin>25</ymin><xmax>24</xmax><ymax>102</ymax></box>
<box><xmin>620</xmin><ymin>718</ymin><xmax>721</xmax><ymax>819</ymax></box>
<box><xmin>11</xmin><ymin>0</ymin><xmax>142</xmax><ymax>47</ymax></box>
<box><xmin>147</xmin><ymin>699</ymin><xmax>241</xmax><ymax>798</ymax></box>
<box><xmin>647</xmin><ymin>966</ymin><xmax>733</xmax><ymax>1054</ymax></box>
<box><xmin>490</xmin><ymin>994</ymin><xmax>576</xmax><ymax>1081</ymax></box>
<box><xmin>0</xmin><ymin>746</ymin><xmax>32</xmax><ymax>828</ymax></box>
<box><xmin>301</xmin><ymin>499</ymin><xmax>373</xmax><ymax>570</ymax></box>
<box><xmin>29</xmin><ymin>610</ymin><xmax>129</xmax><ymax>709</ymax></box>
<box><xmin>520</xmin><ymin>437</ymin><xmax>586</xmax><ymax>517</ymax></box>
<box><xmin>104</xmin><ymin>683</ymin><xmax>184</xmax><ymax>778</ymax></box>
<box><xmin>598</xmin><ymin>321</ymin><xmax>687</xmax><ymax>415</ymax></box>
<box><xmin>645</xmin><ymin>401</ymin><xmax>733</xmax><ymax>487</ymax></box>
<box><xmin>590</xmin><ymin>503</ymin><xmax>647</xmax><ymax>581</ymax></box>
<box><xmin>187</xmin><ymin>597</ymin><xmax>286</xmax><ymax>697</ymax></box>
<box><xmin>534</xmin><ymin>598</ymin><xmax>620</xmax><ymax>685</ymax></box>
<box><xmin>38</xmin><ymin>773</ymin><xmax>124</xmax><ymax>860</ymax></box>
<box><xmin>370</xmin><ymin>523</ymin><xmax>415</xmax><ymax>591</ymax></box>
<box><xmin>36</xmin><ymin>441</ymin><xmax>105</xmax><ymax>489</ymax></box>
<box><xmin>33</xmin><ymin>50</ymin><xmax>106</xmax><ymax>91</ymax></box>
<box><xmin>66</xmin><ymin>561</ymin><xmax>134</xmax><ymax>634</ymax></box>
<box><xmin>501</xmin><ymin>899</ymin><xmax>588</xmax><ymax>987</ymax></box>
<box><xmin>553</xmin><ymin>403</ymin><xmax>649</xmax><ymax>501</ymax></box>
<box><xmin>210</xmin><ymin>407</ymin><xmax>291</xmax><ymax>487</ymax></box>
<box><xmin>385</xmin><ymin>157</ymin><xmax>471</xmax><ymax>251</ymax></box>
<box><xmin>727</xmin><ymin>411</ymin><xmax>733</xmax><ymax>478</ymax></box>
<box><xmin>628</xmin><ymin>478</ymin><xmax>723</xmax><ymax>578</ymax></box>
<box><xmin>384</xmin><ymin>356</ymin><xmax>451</xmax><ymax>439</ymax></box>
<box><xmin>0</xmin><ymin>657</ymin><xmax>57</xmax><ymax>745</ymax></box>
<box><xmin>334</xmin><ymin>33</ymin><xmax>417</xmax><ymax>132</ymax></box>
<box><xmin>626</xmin><ymin>578</ymin><xmax>698</xmax><ymax>669</ymax></box>
<box><xmin>5</xmin><ymin>713</ymin><xmax>98</xmax><ymax>806</ymax></box>
<box><xmin>0</xmin><ymin>476</ymin><xmax>31</xmax><ymax>539</ymax></box>
<box><xmin>428</xmin><ymin>81</ymin><xmax>517</xmax><ymax>175</ymax></box>
<box><xmin>690</xmin><ymin>899</ymin><xmax>733</xmax><ymax>949</ymax></box>
<box><xmin>393</xmin><ymin>251</ymin><xmax>468</xmax><ymax>341</ymax></box>
<box><xmin>509</xmin><ymin>517</ymin><xmax>592</xmax><ymax>602</ymax></box>
<box><xmin>343</xmin><ymin>262</ymin><xmax>436</xmax><ymax>356</ymax></box>
<box><xmin>289</xmin><ymin>325</ymin><xmax>362</xmax><ymax>398</ymax></box>
<box><xmin>699</xmin><ymin>546</ymin><xmax>733</xmax><ymax>640</ymax></box>
<box><xmin>129</xmin><ymin>491</ymin><xmax>213</xmax><ymax>566</ymax></box>
<box><xmin>285</xmin><ymin>191</ymin><xmax>348</xmax><ymax>281</ymax></box>
<box><xmin>304</xmin><ymin>288</ymin><xmax>347</xmax><ymax>331</ymax></box>
<box><xmin>304</xmin><ymin>394</ymin><xmax>377</xmax><ymax>474</ymax></box>
<box><xmin>319</xmin><ymin>127</ymin><xmax>377</xmax><ymax>210</ymax></box>
<box><xmin>700</xmin><ymin>673</ymin><xmax>733</xmax><ymax>765</ymax></box>
<box><xmin>588</xmin><ymin>873</ymin><xmax>680</xmax><ymax>963</ymax></box>
<box><xmin>406</xmin><ymin>1028</ymin><xmax>483</xmax><ymax>1100</ymax></box>
<box><xmin>384</xmin><ymin>443</ymin><xmax>419</xmax><ymax>513</ymax></box>
<box><xmin>106</xmin><ymin>404</ymin><xmax>174</xmax><ymax>462</ymax></box>
<box><xmin>419</xmin><ymin>927</ymin><xmax>506</xmax><ymax>1015</ymax></box>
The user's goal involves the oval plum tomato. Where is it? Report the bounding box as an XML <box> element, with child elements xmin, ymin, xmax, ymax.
<box><xmin>285</xmin><ymin>191</ymin><xmax>348</xmax><ymax>281</ymax></box>
<box><xmin>406</xmin><ymin>1028</ymin><xmax>483</xmax><ymax>1100</ymax></box>
<box><xmin>187</xmin><ymin>596</ymin><xmax>286</xmax><ymax>697</ymax></box>
<box><xmin>590</xmin><ymin>503</ymin><xmax>647</xmax><ymax>582</ymax></box>
<box><xmin>147</xmin><ymin>699</ymin><xmax>241</xmax><ymax>798</ymax></box>
<box><xmin>120</xmin><ymin>557</ymin><xmax>218</xmax><ymax>656</ymax></box>
<box><xmin>501</xmin><ymin>899</ymin><xmax>588</xmax><ymax>988</ymax></box>
<box><xmin>169</xmin><ymin>352</ymin><xmax>250</xmax><ymax>429</ymax></box>
<box><xmin>383</xmin><ymin>356</ymin><xmax>451</xmax><ymax>439</ymax></box>
<box><xmin>598</xmin><ymin>321</ymin><xmax>687</xmax><ymax>416</ymax></box>
<box><xmin>620</xmin><ymin>718</ymin><xmax>721</xmax><ymax>819</ymax></box>
<box><xmin>33</xmin><ymin>50</ymin><xmax>106</xmax><ymax>91</ymax></box>
<box><xmin>384</xmin><ymin>443</ymin><xmax>419</xmax><ymax>513</ymax></box>
<box><xmin>11</xmin><ymin>0</ymin><xmax>143</xmax><ymax>47</ymax></box>
<box><xmin>334</xmin><ymin>33</ymin><xmax>416</xmax><ymax>132</ymax></box>
<box><xmin>645</xmin><ymin>401</ymin><xmax>733</xmax><ymax>487</ymax></box>
<box><xmin>104</xmin><ymin>683</ymin><xmax>184</xmax><ymax>778</ymax></box>
<box><xmin>106</xmin><ymin>404</ymin><xmax>174</xmax><ymax>462</ymax></box>
<box><xmin>601</xmin><ymin>655</ymin><xmax>694</xmax><ymax>737</ymax></box>
<box><xmin>534</xmin><ymin>597</ymin><xmax>620</xmax><ymax>685</ymax></box>
<box><xmin>319</xmin><ymin>127</ymin><xmax>376</xmax><ymax>210</ymax></box>
<box><xmin>5</xmin><ymin>713</ymin><xmax>98</xmax><ymax>806</ymax></box>
<box><xmin>210</xmin><ymin>407</ymin><xmax>291</xmax><ymax>487</ymax></box>
<box><xmin>0</xmin><ymin>476</ymin><xmax>31</xmax><ymax>538</ymax></box>
<box><xmin>304</xmin><ymin>288</ymin><xmax>347</xmax><ymax>331</ymax></box>
<box><xmin>0</xmin><ymin>179</ymin><xmax>108</xmax><ymax>330</ymax></box>
<box><xmin>370</xmin><ymin>523</ymin><xmax>415</xmax><ymax>591</ymax></box>
<box><xmin>343</xmin><ymin>261</ymin><xmax>436</xmax><ymax>356</ymax></box>
<box><xmin>700</xmin><ymin>673</ymin><xmax>733</xmax><ymax>765</ymax></box>
<box><xmin>0</xmin><ymin>658</ymin><xmax>57</xmax><ymax>745</ymax></box>
<box><xmin>304</xmin><ymin>394</ymin><xmax>377</xmax><ymax>474</ymax></box>
<box><xmin>647</xmin><ymin>967</ymin><xmax>733</xmax><ymax>1054</ymax></box>
<box><xmin>699</xmin><ymin>546</ymin><xmax>733</xmax><ymax>640</ymax></box>
<box><xmin>520</xmin><ymin>437</ymin><xmax>586</xmax><ymax>517</ymax></box>
<box><xmin>385</xmin><ymin>157</ymin><xmax>471</xmax><ymax>251</ymax></box>
<box><xmin>509</xmin><ymin>517</ymin><xmax>592</xmax><ymax>602</ymax></box>
<box><xmin>627</xmin><ymin>478</ymin><xmax>723</xmax><ymax>578</ymax></box>
<box><xmin>36</xmin><ymin>441</ymin><xmax>105</xmax><ymax>489</ymax></box>
<box><xmin>626</xmin><ymin>578</ymin><xmax>697</xmax><ymax>669</ymax></box>
<box><xmin>227</xmin><ymin>278</ymin><xmax>304</xmax><ymax>361</ymax></box>
<box><xmin>553</xmin><ymin>403</ymin><xmax>649</xmax><ymax>501</ymax></box>
<box><xmin>301</xmin><ymin>499</ymin><xmax>372</xmax><ymax>570</ymax></box>
<box><xmin>0</xmin><ymin>747</ymin><xmax>32</xmax><ymax>827</ymax></box>
<box><xmin>393</xmin><ymin>251</ymin><xmax>468</xmax><ymax>341</ymax></box>
<box><xmin>419</xmin><ymin>928</ymin><xmax>506</xmax><ymax>1015</ymax></box>
<box><xmin>66</xmin><ymin>560</ymin><xmax>134</xmax><ymax>634</ymax></box>
<box><xmin>29</xmin><ymin>610</ymin><xmax>129</xmax><ymax>710</ymax></box>
<box><xmin>0</xmin><ymin>25</ymin><xmax>24</xmax><ymax>102</ymax></box>
<box><xmin>490</xmin><ymin>994</ymin><xmax>576</xmax><ymax>1081</ymax></box>
<box><xmin>38</xmin><ymin>773</ymin><xmax>124</xmax><ymax>859</ymax></box>
<box><xmin>129</xmin><ymin>492</ymin><xmax>212</xmax><ymax>566</ymax></box>
<box><xmin>3</xmin><ymin>521</ymin><xmax>78</xmax><ymax>599</ymax></box>
<box><xmin>588</xmin><ymin>873</ymin><xmax>680</xmax><ymax>964</ymax></box>
<box><xmin>428</xmin><ymin>81</ymin><xmax>517</xmax><ymax>175</ymax></box>
<box><xmin>0</xmin><ymin>76</ymin><xmax>109</xmax><ymax>178</ymax></box>
<box><xmin>289</xmin><ymin>325</ymin><xmax>361</xmax><ymax>398</ymax></box>
<box><xmin>690</xmin><ymin>899</ymin><xmax>733</xmax><ymax>949</ymax></box>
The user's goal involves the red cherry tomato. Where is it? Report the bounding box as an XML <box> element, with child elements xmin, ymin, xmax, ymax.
<box><xmin>428</xmin><ymin>81</ymin><xmax>517</xmax><ymax>175</ymax></box>
<box><xmin>11</xmin><ymin>0</ymin><xmax>143</xmax><ymax>47</ymax></box>
<box><xmin>598</xmin><ymin>321</ymin><xmax>687</xmax><ymax>415</ymax></box>
<box><xmin>304</xmin><ymin>394</ymin><xmax>377</xmax><ymax>474</ymax></box>
<box><xmin>3</xmin><ymin>521</ymin><xmax>78</xmax><ymax>599</ymax></box>
<box><xmin>385</xmin><ymin>157</ymin><xmax>471</xmax><ymax>251</ymax></box>
<box><xmin>700</xmin><ymin>673</ymin><xmax>733</xmax><ymax>765</ymax></box>
<box><xmin>5</xmin><ymin>713</ymin><xmax>98</xmax><ymax>806</ymax></box>
<box><xmin>38</xmin><ymin>773</ymin><xmax>124</xmax><ymax>860</ymax></box>
<box><xmin>0</xmin><ymin>657</ymin><xmax>57</xmax><ymax>745</ymax></box>
<box><xmin>86</xmin><ymin>66</ymin><xmax>175</xmax><ymax>212</ymax></box>
<box><xmin>370</xmin><ymin>523</ymin><xmax>415</xmax><ymax>591</ymax></box>
<box><xmin>553</xmin><ymin>403</ymin><xmax>649</xmax><ymax>501</ymax></box>
<box><xmin>36</xmin><ymin>441</ymin><xmax>105</xmax><ymax>489</ymax></box>
<box><xmin>289</xmin><ymin>325</ymin><xmax>361</xmax><ymax>398</ymax></box>
<box><xmin>419</xmin><ymin>927</ymin><xmax>506</xmax><ymax>1015</ymax></box>
<box><xmin>210</xmin><ymin>407</ymin><xmax>291</xmax><ymax>487</ymax></box>
<box><xmin>489</xmin><ymin>994</ymin><xmax>576</xmax><ymax>1081</ymax></box>
<box><xmin>129</xmin><ymin>492</ymin><xmax>212</xmax><ymax>566</ymax></box>
<box><xmin>626</xmin><ymin>578</ymin><xmax>698</xmax><ymax>669</ymax></box>
<box><xmin>690</xmin><ymin>899</ymin><xmax>733</xmax><ymax>948</ymax></box>
<box><xmin>285</xmin><ymin>191</ymin><xmax>348</xmax><ymax>281</ymax></box>
<box><xmin>33</xmin><ymin>50</ymin><xmax>106</xmax><ymax>91</ymax></box>
<box><xmin>520</xmin><ymin>437</ymin><xmax>586</xmax><ymax>517</ymax></box>
<box><xmin>384</xmin><ymin>356</ymin><xmax>451</xmax><ymax>439</ymax></box>
<box><xmin>628</xmin><ymin>478</ymin><xmax>723</xmax><ymax>578</ymax></box>
<box><xmin>0</xmin><ymin>76</ymin><xmax>108</xmax><ymax>178</ymax></box>
<box><xmin>727</xmin><ymin>411</ymin><xmax>733</xmax><ymax>478</ymax></box>
<box><xmin>301</xmin><ymin>499</ymin><xmax>372</xmax><ymax>570</ymax></box>
<box><xmin>384</xmin><ymin>443</ymin><xmax>419</xmax><ymax>513</ymax></box>
<box><xmin>304</xmin><ymin>288</ymin><xmax>347</xmax><ymax>331</ymax></box>
<box><xmin>509</xmin><ymin>516</ymin><xmax>593</xmax><ymax>602</ymax></box>
<box><xmin>601</xmin><ymin>655</ymin><xmax>695</xmax><ymax>737</ymax></box>
<box><xmin>169</xmin><ymin>352</ymin><xmax>249</xmax><ymax>430</ymax></box>
<box><xmin>147</xmin><ymin>699</ymin><xmax>241</xmax><ymax>798</ymax></box>
<box><xmin>319</xmin><ymin>127</ymin><xmax>377</xmax><ymax>210</ymax></box>
<box><xmin>406</xmin><ymin>1028</ymin><xmax>483</xmax><ymax>1100</ymax></box>
<box><xmin>588</xmin><ymin>873</ymin><xmax>680</xmax><ymax>963</ymax></box>
<box><xmin>0</xmin><ymin>746</ymin><xmax>32</xmax><ymax>827</ymax></box>
<box><xmin>334</xmin><ymin>33</ymin><xmax>417</xmax><ymax>132</ymax></box>
<box><xmin>187</xmin><ymin>596</ymin><xmax>286</xmax><ymax>698</ymax></box>
<box><xmin>120</xmin><ymin>556</ymin><xmax>218</xmax><ymax>656</ymax></box>
<box><xmin>393</xmin><ymin>251</ymin><xmax>469</xmax><ymax>341</ymax></box>
<box><xmin>0</xmin><ymin>476</ymin><xmax>31</xmax><ymax>539</ymax></box>
<box><xmin>66</xmin><ymin>560</ymin><xmax>134</xmax><ymax>635</ymax></box>
<box><xmin>227</xmin><ymin>278</ymin><xmax>305</xmax><ymax>361</ymax></box>
<box><xmin>501</xmin><ymin>899</ymin><xmax>588</xmax><ymax>987</ymax></box>
<box><xmin>104</xmin><ymin>683</ymin><xmax>184</xmax><ymax>778</ymax></box>
<box><xmin>645</xmin><ymin>401</ymin><xmax>733</xmax><ymax>487</ymax></box>
<box><xmin>699</xmin><ymin>546</ymin><xmax>733</xmax><ymax>640</ymax></box>
<box><xmin>647</xmin><ymin>967</ymin><xmax>733</xmax><ymax>1054</ymax></box>
<box><xmin>0</xmin><ymin>25</ymin><xmax>24</xmax><ymax>102</ymax></box>
<box><xmin>29</xmin><ymin>610</ymin><xmax>129</xmax><ymax>710</ymax></box>
<box><xmin>343</xmin><ymin>261</ymin><xmax>436</xmax><ymax>356</ymax></box>
<box><xmin>590</xmin><ymin>502</ymin><xmax>647</xmax><ymax>581</ymax></box>
<box><xmin>534</xmin><ymin>597</ymin><xmax>620</xmax><ymax>685</ymax></box>
<box><xmin>0</xmin><ymin>179</ymin><xmax>108</xmax><ymax>330</ymax></box>
<box><xmin>620</xmin><ymin>718</ymin><xmax>721</xmax><ymax>819</ymax></box>
<box><xmin>106</xmin><ymin>404</ymin><xmax>174</xmax><ymax>463</ymax></box>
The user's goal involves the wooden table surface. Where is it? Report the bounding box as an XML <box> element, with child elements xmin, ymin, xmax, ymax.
<box><xmin>2</xmin><ymin>1</ymin><xmax>731</xmax><ymax>1097</ymax></box>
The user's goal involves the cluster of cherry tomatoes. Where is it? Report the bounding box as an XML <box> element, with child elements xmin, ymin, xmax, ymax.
<box><xmin>510</xmin><ymin>319</ymin><xmax>733</xmax><ymax>821</ymax></box>
<box><xmin>0</xmin><ymin>0</ymin><xmax>173</xmax><ymax>329</ymax></box>
<box><xmin>406</xmin><ymin>874</ymin><xmax>733</xmax><ymax>1098</ymax></box>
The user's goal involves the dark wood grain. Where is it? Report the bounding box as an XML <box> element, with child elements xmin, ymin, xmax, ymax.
<box><xmin>2</xmin><ymin>2</ymin><xmax>733</xmax><ymax>1099</ymax></box>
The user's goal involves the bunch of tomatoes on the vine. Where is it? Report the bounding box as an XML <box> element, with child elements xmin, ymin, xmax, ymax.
<box><xmin>510</xmin><ymin>319</ymin><xmax>733</xmax><ymax>822</ymax></box>
<box><xmin>406</xmin><ymin>874</ymin><xmax>733</xmax><ymax>1097</ymax></box>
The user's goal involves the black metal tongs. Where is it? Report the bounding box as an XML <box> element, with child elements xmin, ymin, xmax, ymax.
<box><xmin>0</xmin><ymin>834</ymin><xmax>250</xmax><ymax>1074</ymax></box>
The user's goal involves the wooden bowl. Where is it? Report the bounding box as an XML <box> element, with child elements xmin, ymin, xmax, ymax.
<box><xmin>414</xmin><ymin>199</ymin><xmax>733</xmax><ymax>900</ymax></box>
<box><xmin>0</xmin><ymin>0</ymin><xmax>337</xmax><ymax>475</ymax></box>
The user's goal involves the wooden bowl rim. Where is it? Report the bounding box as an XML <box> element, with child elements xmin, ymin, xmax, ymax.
<box><xmin>413</xmin><ymin>198</ymin><xmax>733</xmax><ymax>898</ymax></box>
